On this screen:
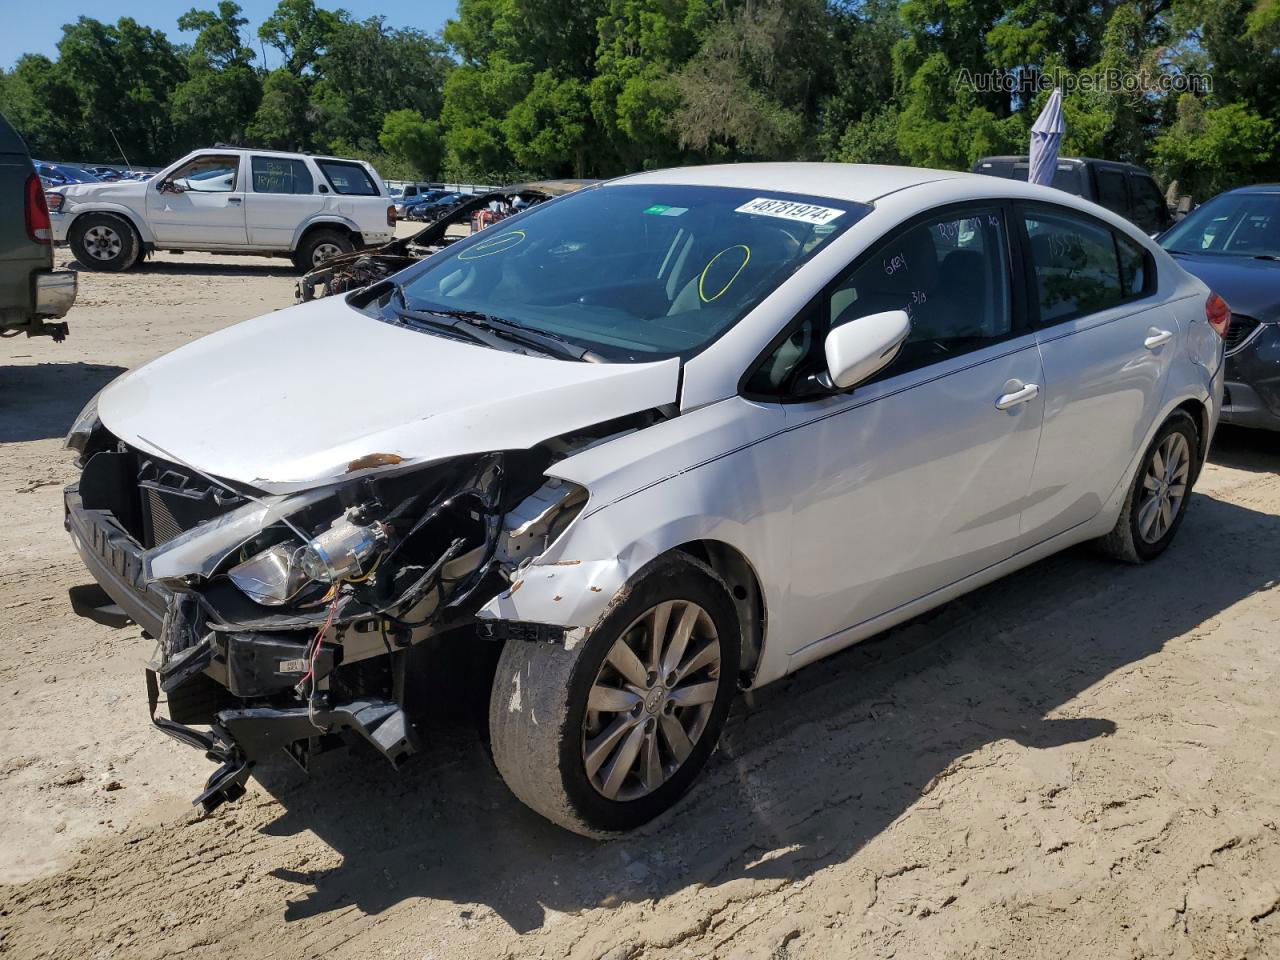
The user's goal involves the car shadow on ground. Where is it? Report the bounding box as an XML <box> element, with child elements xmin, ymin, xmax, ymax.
<box><xmin>0</xmin><ymin>362</ymin><xmax>125</xmax><ymax>443</ymax></box>
<box><xmin>248</xmin><ymin>488</ymin><xmax>1280</xmax><ymax>934</ymax></box>
<box><xmin>1208</xmin><ymin>424</ymin><xmax>1280</xmax><ymax>473</ymax></box>
<box><xmin>61</xmin><ymin>255</ymin><xmax>297</xmax><ymax>279</ymax></box>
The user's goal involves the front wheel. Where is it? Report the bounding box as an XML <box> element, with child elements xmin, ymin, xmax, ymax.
<box><xmin>69</xmin><ymin>213</ymin><xmax>140</xmax><ymax>272</ymax></box>
<box><xmin>1099</xmin><ymin>410</ymin><xmax>1200</xmax><ymax>563</ymax></box>
<box><xmin>488</xmin><ymin>553</ymin><xmax>740</xmax><ymax>836</ymax></box>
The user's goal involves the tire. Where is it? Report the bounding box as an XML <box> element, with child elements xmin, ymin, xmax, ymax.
<box><xmin>488</xmin><ymin>553</ymin><xmax>741</xmax><ymax>837</ymax></box>
<box><xmin>1098</xmin><ymin>410</ymin><xmax>1201</xmax><ymax>563</ymax></box>
<box><xmin>69</xmin><ymin>213</ymin><xmax>140</xmax><ymax>272</ymax></box>
<box><xmin>293</xmin><ymin>229</ymin><xmax>355</xmax><ymax>272</ymax></box>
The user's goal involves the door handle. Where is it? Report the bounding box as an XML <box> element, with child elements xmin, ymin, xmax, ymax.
<box><xmin>995</xmin><ymin>382</ymin><xmax>1040</xmax><ymax>410</ymax></box>
<box><xmin>226</xmin><ymin>197</ymin><xmax>242</xmax><ymax>204</ymax></box>
<box><xmin>1144</xmin><ymin>328</ymin><xmax>1173</xmax><ymax>349</ymax></box>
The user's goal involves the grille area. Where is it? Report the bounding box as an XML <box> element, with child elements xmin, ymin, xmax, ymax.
<box><xmin>1225</xmin><ymin>313</ymin><xmax>1261</xmax><ymax>353</ymax></box>
<box><xmin>136</xmin><ymin>454</ymin><xmax>244</xmax><ymax>548</ymax></box>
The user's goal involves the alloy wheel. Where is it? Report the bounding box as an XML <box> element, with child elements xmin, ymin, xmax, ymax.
<box><xmin>312</xmin><ymin>242</ymin><xmax>343</xmax><ymax>267</ymax></box>
<box><xmin>84</xmin><ymin>225</ymin><xmax>122</xmax><ymax>261</ymax></box>
<box><xmin>1137</xmin><ymin>431</ymin><xmax>1190</xmax><ymax>543</ymax></box>
<box><xmin>581</xmin><ymin>599</ymin><xmax>722</xmax><ymax>802</ymax></box>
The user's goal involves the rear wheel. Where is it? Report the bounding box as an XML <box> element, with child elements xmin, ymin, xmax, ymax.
<box><xmin>70</xmin><ymin>213</ymin><xmax>140</xmax><ymax>272</ymax></box>
<box><xmin>293</xmin><ymin>229</ymin><xmax>354</xmax><ymax>272</ymax></box>
<box><xmin>488</xmin><ymin>553</ymin><xmax>740</xmax><ymax>836</ymax></box>
<box><xmin>1099</xmin><ymin>410</ymin><xmax>1200</xmax><ymax>563</ymax></box>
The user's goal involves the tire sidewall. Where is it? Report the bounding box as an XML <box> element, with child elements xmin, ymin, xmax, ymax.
<box><xmin>296</xmin><ymin>230</ymin><xmax>353</xmax><ymax>272</ymax></box>
<box><xmin>71</xmin><ymin>214</ymin><xmax>138</xmax><ymax>272</ymax></box>
<box><xmin>555</xmin><ymin>556</ymin><xmax>741</xmax><ymax>833</ymax></box>
<box><xmin>1127</xmin><ymin>412</ymin><xmax>1199</xmax><ymax>561</ymax></box>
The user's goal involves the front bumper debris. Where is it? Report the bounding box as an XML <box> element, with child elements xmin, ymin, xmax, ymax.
<box><xmin>146</xmin><ymin>665</ymin><xmax>420</xmax><ymax>812</ymax></box>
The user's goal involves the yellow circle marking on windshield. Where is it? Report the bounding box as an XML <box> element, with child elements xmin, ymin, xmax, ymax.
<box><xmin>699</xmin><ymin>244</ymin><xmax>751</xmax><ymax>302</ymax></box>
<box><xmin>458</xmin><ymin>230</ymin><xmax>526</xmax><ymax>260</ymax></box>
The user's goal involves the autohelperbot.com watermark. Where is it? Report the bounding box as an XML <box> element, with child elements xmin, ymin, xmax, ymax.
<box><xmin>954</xmin><ymin>67</ymin><xmax>1212</xmax><ymax>96</ymax></box>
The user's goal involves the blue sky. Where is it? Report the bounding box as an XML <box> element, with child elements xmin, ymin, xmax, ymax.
<box><xmin>1</xmin><ymin>0</ymin><xmax>458</xmax><ymax>70</ymax></box>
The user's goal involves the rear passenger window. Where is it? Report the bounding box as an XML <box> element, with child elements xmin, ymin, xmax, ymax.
<box><xmin>1024</xmin><ymin>207</ymin><xmax>1142</xmax><ymax>324</ymax></box>
<box><xmin>251</xmin><ymin>157</ymin><xmax>314</xmax><ymax>194</ymax></box>
<box><xmin>1095</xmin><ymin>170</ymin><xmax>1129</xmax><ymax>217</ymax></box>
<box><xmin>316</xmin><ymin>159</ymin><xmax>378</xmax><ymax>196</ymax></box>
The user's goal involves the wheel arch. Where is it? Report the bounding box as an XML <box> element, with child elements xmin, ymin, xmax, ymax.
<box><xmin>672</xmin><ymin>540</ymin><xmax>765</xmax><ymax>684</ymax></box>
<box><xmin>68</xmin><ymin>205</ymin><xmax>152</xmax><ymax>246</ymax></box>
<box><xmin>291</xmin><ymin>216</ymin><xmax>363</xmax><ymax>253</ymax></box>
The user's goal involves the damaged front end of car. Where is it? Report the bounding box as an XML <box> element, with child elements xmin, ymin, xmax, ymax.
<box><xmin>64</xmin><ymin>408</ymin><xmax>604</xmax><ymax>812</ymax></box>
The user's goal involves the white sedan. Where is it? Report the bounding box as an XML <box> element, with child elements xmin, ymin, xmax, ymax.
<box><xmin>64</xmin><ymin>163</ymin><xmax>1225</xmax><ymax>835</ymax></box>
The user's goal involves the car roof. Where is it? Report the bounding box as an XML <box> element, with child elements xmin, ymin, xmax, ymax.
<box><xmin>1218</xmin><ymin>184</ymin><xmax>1280</xmax><ymax>195</ymax></box>
<box><xmin>612</xmin><ymin>162</ymin><xmax>1002</xmax><ymax>204</ymax></box>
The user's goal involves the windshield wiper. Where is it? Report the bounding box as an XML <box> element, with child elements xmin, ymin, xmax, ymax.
<box><xmin>1254</xmin><ymin>254</ymin><xmax>1280</xmax><ymax>261</ymax></box>
<box><xmin>389</xmin><ymin>285</ymin><xmax>599</xmax><ymax>361</ymax></box>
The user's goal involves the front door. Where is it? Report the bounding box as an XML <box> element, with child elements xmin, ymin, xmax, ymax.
<box><xmin>146</xmin><ymin>153</ymin><xmax>247</xmax><ymax>246</ymax></box>
<box><xmin>750</xmin><ymin>203</ymin><xmax>1045</xmax><ymax>652</ymax></box>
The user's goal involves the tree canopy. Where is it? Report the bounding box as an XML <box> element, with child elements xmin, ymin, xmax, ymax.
<box><xmin>0</xmin><ymin>0</ymin><xmax>1275</xmax><ymax>197</ymax></box>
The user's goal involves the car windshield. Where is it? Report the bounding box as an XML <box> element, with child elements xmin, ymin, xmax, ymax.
<box><xmin>1161</xmin><ymin>192</ymin><xmax>1280</xmax><ymax>257</ymax></box>
<box><xmin>391</xmin><ymin>184</ymin><xmax>869</xmax><ymax>362</ymax></box>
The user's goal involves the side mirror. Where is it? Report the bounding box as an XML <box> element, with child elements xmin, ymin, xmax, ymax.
<box><xmin>824</xmin><ymin>309</ymin><xmax>911</xmax><ymax>389</ymax></box>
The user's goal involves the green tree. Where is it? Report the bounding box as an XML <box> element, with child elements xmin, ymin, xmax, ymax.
<box><xmin>672</xmin><ymin>0</ymin><xmax>833</xmax><ymax>160</ymax></box>
<box><xmin>312</xmin><ymin>16</ymin><xmax>452</xmax><ymax>152</ymax></box>
<box><xmin>0</xmin><ymin>55</ymin><xmax>84</xmax><ymax>158</ymax></box>
<box><xmin>503</xmin><ymin>72</ymin><xmax>592</xmax><ymax>175</ymax></box>
<box><xmin>259</xmin><ymin>0</ymin><xmax>342</xmax><ymax>75</ymax></box>
<box><xmin>53</xmin><ymin>17</ymin><xmax>187</xmax><ymax>164</ymax></box>
<box><xmin>247</xmin><ymin>68</ymin><xmax>313</xmax><ymax>149</ymax></box>
<box><xmin>1153</xmin><ymin>96</ymin><xmax>1277</xmax><ymax>197</ymax></box>
<box><xmin>379</xmin><ymin>108</ymin><xmax>444</xmax><ymax>177</ymax></box>
<box><xmin>170</xmin><ymin>2</ymin><xmax>262</xmax><ymax>147</ymax></box>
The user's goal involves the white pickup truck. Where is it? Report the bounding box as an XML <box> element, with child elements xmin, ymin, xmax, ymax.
<box><xmin>47</xmin><ymin>148</ymin><xmax>396</xmax><ymax>272</ymax></box>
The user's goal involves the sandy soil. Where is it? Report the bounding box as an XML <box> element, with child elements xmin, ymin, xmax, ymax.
<box><xmin>1</xmin><ymin>246</ymin><xmax>1278</xmax><ymax>960</ymax></box>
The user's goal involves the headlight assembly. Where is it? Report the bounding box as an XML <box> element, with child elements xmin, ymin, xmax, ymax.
<box><xmin>227</xmin><ymin>541</ymin><xmax>308</xmax><ymax>606</ymax></box>
<box><xmin>65</xmin><ymin>390</ymin><xmax>103</xmax><ymax>458</ymax></box>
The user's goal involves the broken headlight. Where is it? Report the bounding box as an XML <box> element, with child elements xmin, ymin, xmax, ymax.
<box><xmin>227</xmin><ymin>541</ymin><xmax>307</xmax><ymax>606</ymax></box>
<box><xmin>64</xmin><ymin>389</ymin><xmax>104</xmax><ymax>458</ymax></box>
<box><xmin>227</xmin><ymin>511</ymin><xmax>390</xmax><ymax>606</ymax></box>
<box><xmin>297</xmin><ymin>512</ymin><xmax>389</xmax><ymax>583</ymax></box>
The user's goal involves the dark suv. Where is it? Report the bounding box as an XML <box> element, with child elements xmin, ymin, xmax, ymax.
<box><xmin>1</xmin><ymin>114</ymin><xmax>76</xmax><ymax>340</ymax></box>
<box><xmin>972</xmin><ymin>156</ymin><xmax>1173</xmax><ymax>235</ymax></box>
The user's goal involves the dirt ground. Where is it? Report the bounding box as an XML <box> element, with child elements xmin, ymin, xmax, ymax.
<box><xmin>1</xmin><ymin>245</ymin><xmax>1278</xmax><ymax>960</ymax></box>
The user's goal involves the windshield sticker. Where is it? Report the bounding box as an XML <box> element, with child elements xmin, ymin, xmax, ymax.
<box><xmin>643</xmin><ymin>204</ymin><xmax>688</xmax><ymax>217</ymax></box>
<box><xmin>457</xmin><ymin>230</ymin><xmax>526</xmax><ymax>260</ymax></box>
<box><xmin>735</xmin><ymin>197</ymin><xmax>845</xmax><ymax>225</ymax></box>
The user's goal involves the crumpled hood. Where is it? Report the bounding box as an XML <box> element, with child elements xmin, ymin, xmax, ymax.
<box><xmin>97</xmin><ymin>296</ymin><xmax>680</xmax><ymax>493</ymax></box>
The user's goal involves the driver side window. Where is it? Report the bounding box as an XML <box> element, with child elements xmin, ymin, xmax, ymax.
<box><xmin>165</xmin><ymin>155</ymin><xmax>239</xmax><ymax>193</ymax></box>
<box><xmin>747</xmin><ymin>206</ymin><xmax>1013</xmax><ymax>396</ymax></box>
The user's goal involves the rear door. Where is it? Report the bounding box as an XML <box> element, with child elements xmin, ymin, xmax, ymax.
<box><xmin>243</xmin><ymin>155</ymin><xmax>324</xmax><ymax>249</ymax></box>
<box><xmin>145</xmin><ymin>153</ymin><xmax>247</xmax><ymax>246</ymax></box>
<box><xmin>1017</xmin><ymin>202</ymin><xmax>1177</xmax><ymax>541</ymax></box>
